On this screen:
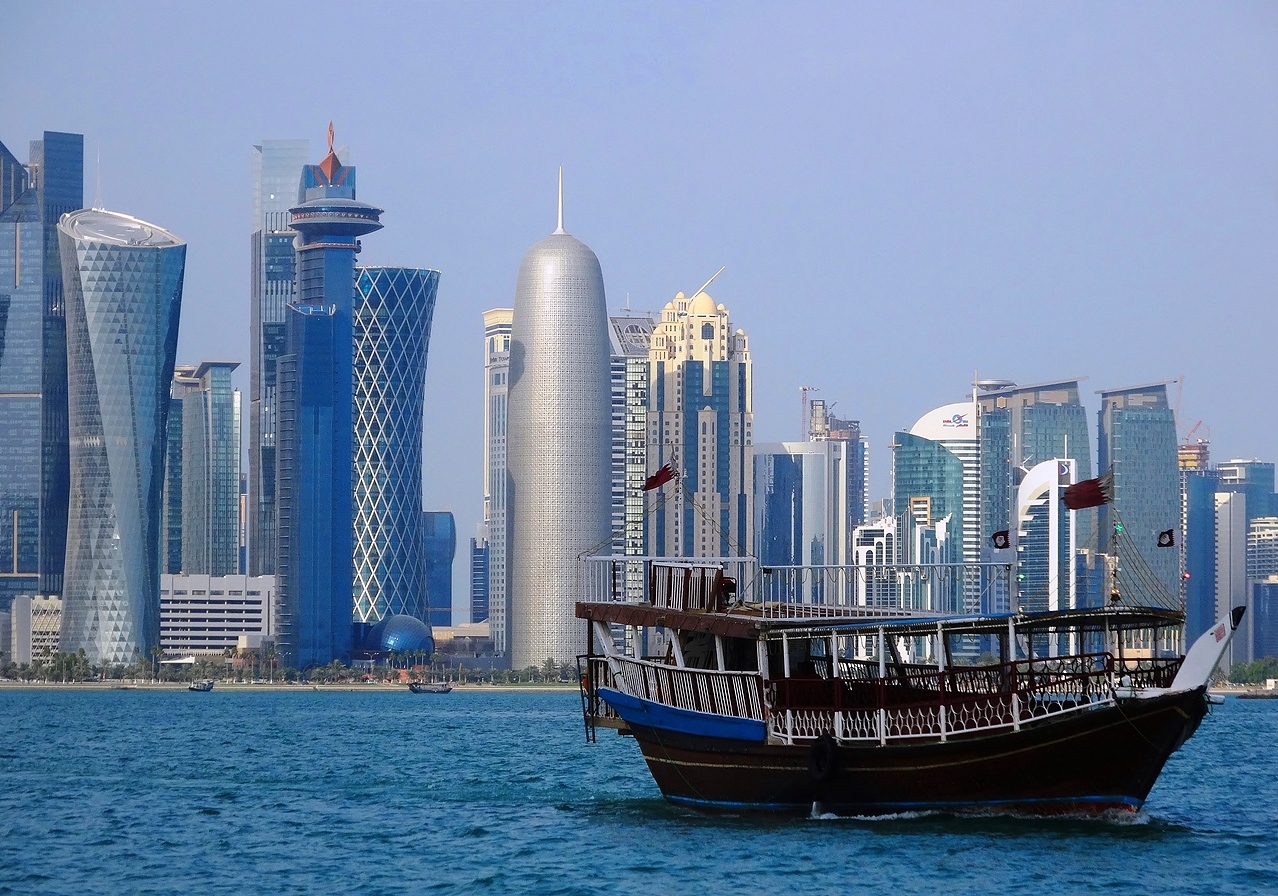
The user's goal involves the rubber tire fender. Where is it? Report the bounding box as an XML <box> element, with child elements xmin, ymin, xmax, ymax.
<box><xmin>808</xmin><ymin>732</ymin><xmax>839</xmax><ymax>783</ymax></box>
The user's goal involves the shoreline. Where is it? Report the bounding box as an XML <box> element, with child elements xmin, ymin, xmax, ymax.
<box><xmin>0</xmin><ymin>681</ymin><xmax>578</xmax><ymax>693</ymax></box>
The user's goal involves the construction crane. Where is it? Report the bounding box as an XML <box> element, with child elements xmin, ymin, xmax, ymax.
<box><xmin>800</xmin><ymin>385</ymin><xmax>819</xmax><ymax>441</ymax></box>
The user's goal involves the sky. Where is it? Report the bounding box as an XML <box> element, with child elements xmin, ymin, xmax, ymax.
<box><xmin>4</xmin><ymin>2</ymin><xmax>1277</xmax><ymax>621</ymax></box>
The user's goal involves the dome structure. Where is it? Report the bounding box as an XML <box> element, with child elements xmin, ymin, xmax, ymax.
<box><xmin>364</xmin><ymin>614</ymin><xmax>434</xmax><ymax>655</ymax></box>
<box><xmin>689</xmin><ymin>291</ymin><xmax>717</xmax><ymax>315</ymax></box>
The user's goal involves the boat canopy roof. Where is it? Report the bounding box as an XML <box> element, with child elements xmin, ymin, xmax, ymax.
<box><xmin>576</xmin><ymin>601</ymin><xmax>1184</xmax><ymax>642</ymax></box>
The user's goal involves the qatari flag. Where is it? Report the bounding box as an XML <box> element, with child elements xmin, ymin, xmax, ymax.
<box><xmin>1062</xmin><ymin>474</ymin><xmax>1113</xmax><ymax>510</ymax></box>
<box><xmin>643</xmin><ymin>464</ymin><xmax>676</xmax><ymax>491</ymax></box>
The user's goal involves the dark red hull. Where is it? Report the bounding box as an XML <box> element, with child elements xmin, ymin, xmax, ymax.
<box><xmin>626</xmin><ymin>687</ymin><xmax>1208</xmax><ymax>815</ymax></box>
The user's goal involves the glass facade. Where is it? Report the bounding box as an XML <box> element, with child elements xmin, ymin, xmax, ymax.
<box><xmin>274</xmin><ymin>141</ymin><xmax>382</xmax><ymax>669</ymax></box>
<box><xmin>0</xmin><ymin>132</ymin><xmax>81</xmax><ymax>607</ymax></box>
<box><xmin>248</xmin><ymin>139</ymin><xmax>308</xmax><ymax>577</ymax></box>
<box><xmin>469</xmin><ymin>531</ymin><xmax>489</xmax><ymax>623</ymax></box>
<box><xmin>1097</xmin><ymin>385</ymin><xmax>1180</xmax><ymax>603</ymax></box>
<box><xmin>351</xmin><ymin>266</ymin><xmax>439</xmax><ymax>633</ymax></box>
<box><xmin>58</xmin><ymin>209</ymin><xmax>185</xmax><ymax>665</ymax></box>
<box><xmin>422</xmin><ymin>511</ymin><xmax>455</xmax><ymax>629</ymax></box>
<box><xmin>1183</xmin><ymin>470</ymin><xmax>1219</xmax><ymax>638</ymax></box>
<box><xmin>181</xmin><ymin>362</ymin><xmax>242</xmax><ymax>575</ymax></box>
<box><xmin>275</xmin><ymin>304</ymin><xmax>351</xmax><ymax>668</ymax></box>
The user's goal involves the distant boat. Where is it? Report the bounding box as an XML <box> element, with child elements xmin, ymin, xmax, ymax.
<box><xmin>188</xmin><ymin>680</ymin><xmax>214</xmax><ymax>692</ymax></box>
<box><xmin>408</xmin><ymin>681</ymin><xmax>453</xmax><ymax>694</ymax></box>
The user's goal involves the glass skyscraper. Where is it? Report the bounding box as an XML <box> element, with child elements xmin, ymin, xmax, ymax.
<box><xmin>1097</xmin><ymin>384</ymin><xmax>1180</xmax><ymax>604</ymax></box>
<box><xmin>977</xmin><ymin>379</ymin><xmax>1093</xmax><ymax>549</ymax></box>
<box><xmin>248</xmin><ymin>138</ymin><xmax>308</xmax><ymax>577</ymax></box>
<box><xmin>422</xmin><ymin>511</ymin><xmax>455</xmax><ymax>629</ymax></box>
<box><xmin>351</xmin><ymin>266</ymin><xmax>439</xmax><ymax>639</ymax></box>
<box><xmin>754</xmin><ymin>440</ymin><xmax>856</xmax><ymax>603</ymax></box>
<box><xmin>274</xmin><ymin>136</ymin><xmax>382</xmax><ymax>669</ymax></box>
<box><xmin>180</xmin><ymin>361</ymin><xmax>242</xmax><ymax>575</ymax></box>
<box><xmin>0</xmin><ymin>131</ymin><xmax>82</xmax><ymax>607</ymax></box>
<box><xmin>58</xmin><ymin>209</ymin><xmax>185</xmax><ymax>665</ymax></box>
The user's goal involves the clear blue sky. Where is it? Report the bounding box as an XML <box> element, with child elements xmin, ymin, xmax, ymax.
<box><xmin>4</xmin><ymin>2</ymin><xmax>1277</xmax><ymax>620</ymax></box>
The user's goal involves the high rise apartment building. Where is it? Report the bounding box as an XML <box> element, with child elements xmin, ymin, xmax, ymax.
<box><xmin>646</xmin><ymin>290</ymin><xmax>753</xmax><ymax>559</ymax></box>
<box><xmin>58</xmin><ymin>209</ymin><xmax>186</xmax><ymax>665</ymax></box>
<box><xmin>248</xmin><ymin>138</ymin><xmax>308</xmax><ymax>576</ymax></box>
<box><xmin>1097</xmin><ymin>384</ymin><xmax>1180</xmax><ymax>603</ymax></box>
<box><xmin>808</xmin><ymin>399</ymin><xmax>869</xmax><ymax>528</ymax></box>
<box><xmin>506</xmin><ymin>186</ymin><xmax>612</xmax><ymax>668</ymax></box>
<box><xmin>481</xmin><ymin>308</ymin><xmax>512</xmax><ymax>653</ymax></box>
<box><xmin>351</xmin><ymin>266</ymin><xmax>439</xmax><ymax>643</ymax></box>
<box><xmin>0</xmin><ymin>131</ymin><xmax>82</xmax><ymax>607</ymax></box>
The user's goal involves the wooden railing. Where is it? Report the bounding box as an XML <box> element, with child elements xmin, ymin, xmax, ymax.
<box><xmin>580</xmin><ymin>654</ymin><xmax>765</xmax><ymax>722</ymax></box>
<box><xmin>770</xmin><ymin>652</ymin><xmax>1183</xmax><ymax>745</ymax></box>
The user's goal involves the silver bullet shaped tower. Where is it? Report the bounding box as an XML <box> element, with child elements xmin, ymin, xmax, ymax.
<box><xmin>507</xmin><ymin>174</ymin><xmax>612</xmax><ymax>668</ymax></box>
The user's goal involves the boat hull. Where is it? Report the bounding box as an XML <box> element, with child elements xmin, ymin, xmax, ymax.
<box><xmin>621</xmin><ymin>687</ymin><xmax>1208</xmax><ymax>816</ymax></box>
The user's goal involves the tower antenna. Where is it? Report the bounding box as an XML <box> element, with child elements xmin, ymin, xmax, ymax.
<box><xmin>554</xmin><ymin>166</ymin><xmax>565</xmax><ymax>234</ymax></box>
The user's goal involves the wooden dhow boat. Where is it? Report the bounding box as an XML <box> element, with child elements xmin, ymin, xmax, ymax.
<box><xmin>576</xmin><ymin>557</ymin><xmax>1241</xmax><ymax>817</ymax></box>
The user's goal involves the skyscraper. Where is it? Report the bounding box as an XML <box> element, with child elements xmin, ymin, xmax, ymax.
<box><xmin>1097</xmin><ymin>384</ymin><xmax>1180</xmax><ymax>603</ymax></box>
<box><xmin>646</xmin><ymin>289</ymin><xmax>753</xmax><ymax>559</ymax></box>
<box><xmin>0</xmin><ymin>131</ymin><xmax>82</xmax><ymax>607</ymax></box>
<box><xmin>977</xmin><ymin>379</ymin><xmax>1093</xmax><ymax>549</ymax></box>
<box><xmin>609</xmin><ymin>313</ymin><xmax>654</xmax><ymax>603</ymax></box>
<box><xmin>422</xmin><ymin>511</ymin><xmax>455</xmax><ymax>629</ymax></box>
<box><xmin>1014</xmin><ymin>459</ymin><xmax>1077</xmax><ymax>620</ymax></box>
<box><xmin>351</xmin><ymin>265</ymin><xmax>439</xmax><ymax>640</ymax></box>
<box><xmin>481</xmin><ymin>308</ymin><xmax>512</xmax><ymax>653</ymax></box>
<box><xmin>1216</xmin><ymin>460</ymin><xmax>1275</xmax><ymax>522</ymax></box>
<box><xmin>163</xmin><ymin>365</ymin><xmax>198</xmax><ymax>575</ymax></box>
<box><xmin>248</xmin><ymin>138</ymin><xmax>308</xmax><ymax>576</ymax></box>
<box><xmin>808</xmin><ymin>399</ymin><xmax>869</xmax><ymax>528</ymax></box>
<box><xmin>274</xmin><ymin>133</ymin><xmax>382</xmax><ymax>669</ymax></box>
<box><xmin>58</xmin><ymin>209</ymin><xmax>185</xmax><ymax>665</ymax></box>
<box><xmin>181</xmin><ymin>361</ymin><xmax>242</xmax><ymax>575</ymax></box>
<box><xmin>891</xmin><ymin>401</ymin><xmax>981</xmax><ymax>617</ymax></box>
<box><xmin>469</xmin><ymin>524</ymin><xmax>490</xmax><ymax>624</ymax></box>
<box><xmin>506</xmin><ymin>177</ymin><xmax>611</xmax><ymax>669</ymax></box>
<box><xmin>754</xmin><ymin>440</ymin><xmax>856</xmax><ymax>603</ymax></box>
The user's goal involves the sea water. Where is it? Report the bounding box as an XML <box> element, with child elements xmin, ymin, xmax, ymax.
<box><xmin>0</xmin><ymin>689</ymin><xmax>1274</xmax><ymax>895</ymax></box>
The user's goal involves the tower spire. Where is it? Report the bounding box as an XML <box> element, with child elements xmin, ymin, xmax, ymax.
<box><xmin>554</xmin><ymin>166</ymin><xmax>565</xmax><ymax>234</ymax></box>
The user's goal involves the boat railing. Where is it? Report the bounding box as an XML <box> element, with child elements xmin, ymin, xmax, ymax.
<box><xmin>577</xmin><ymin>655</ymin><xmax>624</xmax><ymax>741</ymax></box>
<box><xmin>577</xmin><ymin>555</ymin><xmax>1014</xmax><ymax>621</ymax></box>
<box><xmin>583</xmin><ymin>654</ymin><xmax>765</xmax><ymax>723</ymax></box>
<box><xmin>771</xmin><ymin>651</ymin><xmax>1135</xmax><ymax>745</ymax></box>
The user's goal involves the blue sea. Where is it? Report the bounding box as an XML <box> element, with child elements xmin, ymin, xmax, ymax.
<box><xmin>1</xmin><ymin>688</ymin><xmax>1274</xmax><ymax>895</ymax></box>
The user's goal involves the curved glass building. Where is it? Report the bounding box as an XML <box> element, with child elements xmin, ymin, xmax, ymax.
<box><xmin>58</xmin><ymin>209</ymin><xmax>185</xmax><ymax>665</ymax></box>
<box><xmin>507</xmin><ymin>187</ymin><xmax>612</xmax><ymax>668</ymax></box>
<box><xmin>351</xmin><ymin>266</ymin><xmax>439</xmax><ymax>641</ymax></box>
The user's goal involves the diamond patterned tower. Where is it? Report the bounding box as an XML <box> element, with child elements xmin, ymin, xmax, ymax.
<box><xmin>351</xmin><ymin>266</ymin><xmax>439</xmax><ymax>641</ymax></box>
<box><xmin>58</xmin><ymin>209</ymin><xmax>185</xmax><ymax>665</ymax></box>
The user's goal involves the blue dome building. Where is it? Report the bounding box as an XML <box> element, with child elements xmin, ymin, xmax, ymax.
<box><xmin>364</xmin><ymin>614</ymin><xmax>434</xmax><ymax>656</ymax></box>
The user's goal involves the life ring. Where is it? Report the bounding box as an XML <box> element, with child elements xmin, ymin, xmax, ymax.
<box><xmin>808</xmin><ymin>732</ymin><xmax>839</xmax><ymax>783</ymax></box>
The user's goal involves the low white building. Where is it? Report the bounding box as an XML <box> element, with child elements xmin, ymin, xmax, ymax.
<box><xmin>7</xmin><ymin>595</ymin><xmax>62</xmax><ymax>664</ymax></box>
<box><xmin>160</xmin><ymin>574</ymin><xmax>276</xmax><ymax>655</ymax></box>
